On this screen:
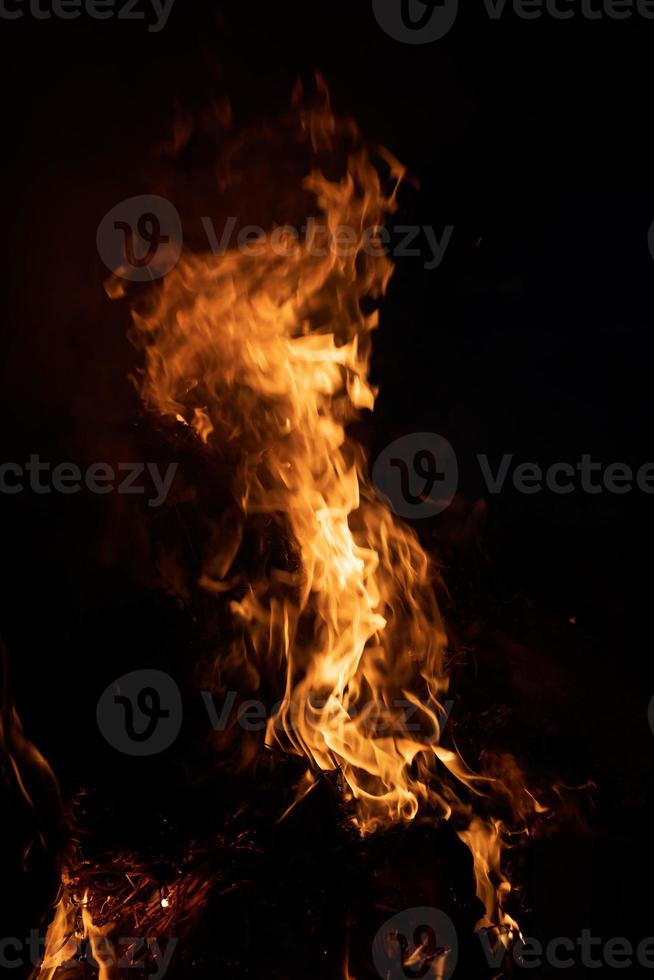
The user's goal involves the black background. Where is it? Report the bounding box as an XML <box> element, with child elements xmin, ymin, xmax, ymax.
<box><xmin>1</xmin><ymin>0</ymin><xmax>654</xmax><ymax>976</ymax></box>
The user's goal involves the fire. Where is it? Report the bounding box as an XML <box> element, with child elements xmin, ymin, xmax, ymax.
<box><xmin>35</xmin><ymin>887</ymin><xmax>78</xmax><ymax>980</ymax></box>
<box><xmin>118</xmin><ymin>75</ymin><xmax>533</xmax><ymax>931</ymax></box>
<box><xmin>35</xmin><ymin>887</ymin><xmax>118</xmax><ymax>980</ymax></box>
<box><xmin>1</xmin><ymin>641</ymin><xmax>66</xmax><ymax>976</ymax></box>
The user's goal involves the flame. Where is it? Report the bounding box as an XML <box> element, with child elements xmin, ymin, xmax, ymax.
<box><xmin>1</xmin><ymin>642</ymin><xmax>63</xmax><ymax>851</ymax></box>
<box><xmin>82</xmin><ymin>898</ymin><xmax>118</xmax><ymax>980</ymax></box>
<box><xmin>35</xmin><ymin>887</ymin><xmax>117</xmax><ymax>980</ymax></box>
<box><xmin>121</xmin><ymin>77</ymin><xmax>532</xmax><ymax>929</ymax></box>
<box><xmin>34</xmin><ymin>887</ymin><xmax>77</xmax><ymax>980</ymax></box>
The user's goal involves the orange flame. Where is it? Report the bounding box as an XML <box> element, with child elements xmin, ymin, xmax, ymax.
<box><xmin>122</xmin><ymin>77</ymin><xmax>530</xmax><ymax>929</ymax></box>
<box><xmin>35</xmin><ymin>887</ymin><xmax>117</xmax><ymax>980</ymax></box>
